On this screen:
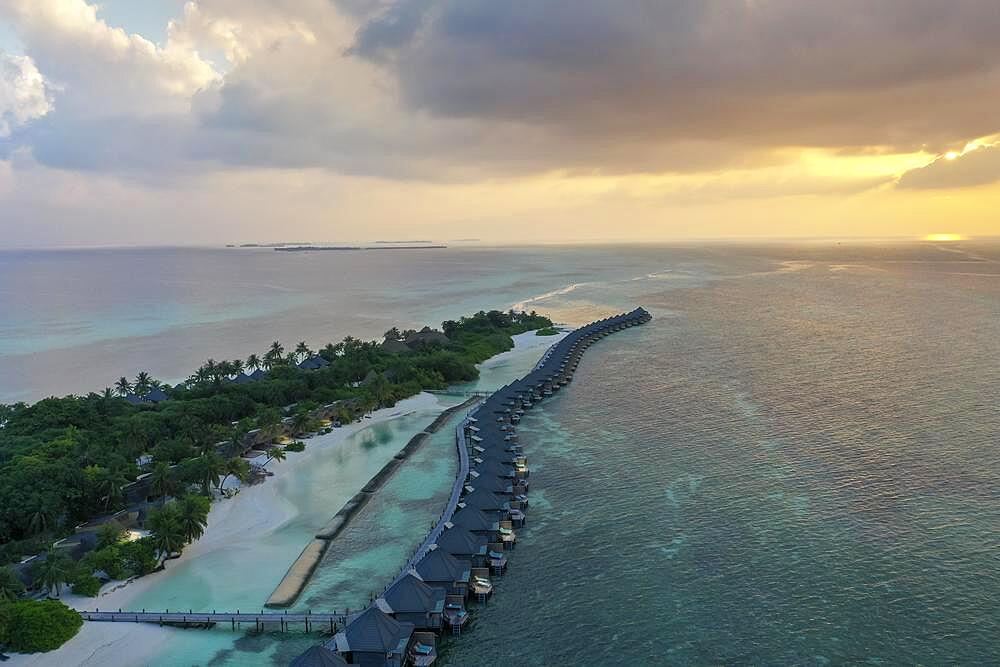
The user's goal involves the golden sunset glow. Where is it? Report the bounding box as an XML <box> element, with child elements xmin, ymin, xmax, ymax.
<box><xmin>922</xmin><ymin>233</ymin><xmax>966</xmax><ymax>242</ymax></box>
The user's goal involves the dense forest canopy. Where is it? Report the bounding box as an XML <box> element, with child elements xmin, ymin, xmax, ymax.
<box><xmin>0</xmin><ymin>310</ymin><xmax>551</xmax><ymax>562</ymax></box>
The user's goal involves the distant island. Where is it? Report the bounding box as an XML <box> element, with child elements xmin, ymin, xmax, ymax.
<box><xmin>275</xmin><ymin>245</ymin><xmax>447</xmax><ymax>252</ymax></box>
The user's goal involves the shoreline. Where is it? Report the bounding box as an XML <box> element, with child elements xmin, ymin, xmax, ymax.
<box><xmin>7</xmin><ymin>329</ymin><xmax>561</xmax><ymax>667</ymax></box>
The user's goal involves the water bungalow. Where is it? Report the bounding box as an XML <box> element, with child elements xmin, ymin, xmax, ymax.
<box><xmin>413</xmin><ymin>547</ymin><xmax>471</xmax><ymax>598</ymax></box>
<box><xmin>434</xmin><ymin>527</ymin><xmax>489</xmax><ymax>565</ymax></box>
<box><xmin>449</xmin><ymin>508</ymin><xmax>501</xmax><ymax>539</ymax></box>
<box><xmin>329</xmin><ymin>607</ymin><xmax>414</xmax><ymax>667</ymax></box>
<box><xmin>374</xmin><ymin>573</ymin><xmax>446</xmax><ymax>631</ymax></box>
<box><xmin>290</xmin><ymin>646</ymin><xmax>353</xmax><ymax>667</ymax></box>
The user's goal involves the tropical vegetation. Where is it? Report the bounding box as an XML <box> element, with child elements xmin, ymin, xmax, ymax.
<box><xmin>0</xmin><ymin>309</ymin><xmax>551</xmax><ymax>563</ymax></box>
<box><xmin>0</xmin><ymin>599</ymin><xmax>83</xmax><ymax>653</ymax></box>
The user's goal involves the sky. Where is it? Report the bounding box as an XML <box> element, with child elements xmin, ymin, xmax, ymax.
<box><xmin>0</xmin><ymin>1</ymin><xmax>999</xmax><ymax>247</ymax></box>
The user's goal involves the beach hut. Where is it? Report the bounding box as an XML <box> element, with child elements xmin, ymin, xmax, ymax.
<box><xmin>375</xmin><ymin>573</ymin><xmax>445</xmax><ymax>631</ymax></box>
<box><xmin>144</xmin><ymin>387</ymin><xmax>170</xmax><ymax>403</ymax></box>
<box><xmin>413</xmin><ymin>547</ymin><xmax>471</xmax><ymax>597</ymax></box>
<box><xmin>330</xmin><ymin>607</ymin><xmax>414</xmax><ymax>667</ymax></box>
<box><xmin>290</xmin><ymin>645</ymin><xmax>352</xmax><ymax>667</ymax></box>
<box><xmin>299</xmin><ymin>356</ymin><xmax>330</xmax><ymax>371</ymax></box>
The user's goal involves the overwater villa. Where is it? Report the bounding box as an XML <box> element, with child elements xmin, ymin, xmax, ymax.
<box><xmin>449</xmin><ymin>508</ymin><xmax>502</xmax><ymax>540</ymax></box>
<box><xmin>290</xmin><ymin>645</ymin><xmax>352</xmax><ymax>667</ymax></box>
<box><xmin>329</xmin><ymin>607</ymin><xmax>414</xmax><ymax>667</ymax></box>
<box><xmin>413</xmin><ymin>547</ymin><xmax>471</xmax><ymax>598</ymax></box>
<box><xmin>433</xmin><ymin>527</ymin><xmax>489</xmax><ymax>566</ymax></box>
<box><xmin>374</xmin><ymin>573</ymin><xmax>446</xmax><ymax>631</ymax></box>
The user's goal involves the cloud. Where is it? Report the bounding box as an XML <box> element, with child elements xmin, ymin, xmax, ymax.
<box><xmin>349</xmin><ymin>0</ymin><xmax>1000</xmax><ymax>153</ymax></box>
<box><xmin>0</xmin><ymin>0</ymin><xmax>217</xmax><ymax>116</ymax></box>
<box><xmin>0</xmin><ymin>50</ymin><xmax>51</xmax><ymax>137</ymax></box>
<box><xmin>897</xmin><ymin>143</ymin><xmax>1000</xmax><ymax>189</ymax></box>
<box><xmin>2</xmin><ymin>0</ymin><xmax>1000</xmax><ymax>210</ymax></box>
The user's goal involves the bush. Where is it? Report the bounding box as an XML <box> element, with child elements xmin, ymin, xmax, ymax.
<box><xmin>1</xmin><ymin>599</ymin><xmax>83</xmax><ymax>653</ymax></box>
<box><xmin>536</xmin><ymin>326</ymin><xmax>559</xmax><ymax>336</ymax></box>
<box><xmin>119</xmin><ymin>537</ymin><xmax>158</xmax><ymax>576</ymax></box>
<box><xmin>71</xmin><ymin>574</ymin><xmax>101</xmax><ymax>597</ymax></box>
<box><xmin>284</xmin><ymin>441</ymin><xmax>305</xmax><ymax>452</ymax></box>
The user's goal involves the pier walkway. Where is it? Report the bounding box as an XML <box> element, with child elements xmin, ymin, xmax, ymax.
<box><xmin>79</xmin><ymin>609</ymin><xmax>347</xmax><ymax>632</ymax></box>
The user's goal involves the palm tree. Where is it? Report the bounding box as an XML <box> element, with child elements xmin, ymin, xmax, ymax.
<box><xmin>98</xmin><ymin>467</ymin><xmax>130</xmax><ymax>509</ymax></box>
<box><xmin>246</xmin><ymin>353</ymin><xmax>262</xmax><ymax>372</ymax></box>
<box><xmin>264</xmin><ymin>446</ymin><xmax>286</xmax><ymax>467</ymax></box>
<box><xmin>96</xmin><ymin>522</ymin><xmax>125</xmax><ymax>549</ymax></box>
<box><xmin>218</xmin><ymin>457</ymin><xmax>251</xmax><ymax>491</ymax></box>
<box><xmin>177</xmin><ymin>495</ymin><xmax>210</xmax><ymax>543</ymax></box>
<box><xmin>149</xmin><ymin>462</ymin><xmax>177</xmax><ymax>505</ymax></box>
<box><xmin>114</xmin><ymin>376</ymin><xmax>132</xmax><ymax>397</ymax></box>
<box><xmin>230</xmin><ymin>359</ymin><xmax>244</xmax><ymax>377</ymax></box>
<box><xmin>290</xmin><ymin>411</ymin><xmax>313</xmax><ymax>437</ymax></box>
<box><xmin>27</xmin><ymin>505</ymin><xmax>54</xmax><ymax>536</ymax></box>
<box><xmin>0</xmin><ymin>566</ymin><xmax>25</xmax><ymax>601</ymax></box>
<box><xmin>264</xmin><ymin>341</ymin><xmax>284</xmax><ymax>369</ymax></box>
<box><xmin>147</xmin><ymin>505</ymin><xmax>184</xmax><ymax>557</ymax></box>
<box><xmin>133</xmin><ymin>371</ymin><xmax>153</xmax><ymax>395</ymax></box>
<box><xmin>194</xmin><ymin>452</ymin><xmax>225</xmax><ymax>495</ymax></box>
<box><xmin>34</xmin><ymin>548</ymin><xmax>71</xmax><ymax>598</ymax></box>
<box><xmin>102</xmin><ymin>387</ymin><xmax>115</xmax><ymax>401</ymax></box>
<box><xmin>294</xmin><ymin>341</ymin><xmax>311</xmax><ymax>361</ymax></box>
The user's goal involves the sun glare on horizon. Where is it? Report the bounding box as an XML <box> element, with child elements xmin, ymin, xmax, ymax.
<box><xmin>923</xmin><ymin>233</ymin><xmax>966</xmax><ymax>241</ymax></box>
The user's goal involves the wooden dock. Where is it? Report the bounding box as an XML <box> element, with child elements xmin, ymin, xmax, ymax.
<box><xmin>79</xmin><ymin>609</ymin><xmax>347</xmax><ymax>632</ymax></box>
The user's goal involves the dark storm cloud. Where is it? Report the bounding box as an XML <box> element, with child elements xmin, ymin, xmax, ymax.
<box><xmin>348</xmin><ymin>0</ymin><xmax>1000</xmax><ymax>152</ymax></box>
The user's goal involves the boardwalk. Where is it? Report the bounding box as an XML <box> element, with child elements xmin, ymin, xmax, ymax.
<box><xmin>79</xmin><ymin>609</ymin><xmax>348</xmax><ymax>632</ymax></box>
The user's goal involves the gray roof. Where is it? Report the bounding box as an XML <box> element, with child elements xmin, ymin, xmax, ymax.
<box><xmin>290</xmin><ymin>646</ymin><xmax>351</xmax><ymax>667</ymax></box>
<box><xmin>450</xmin><ymin>508</ymin><xmax>499</xmax><ymax>533</ymax></box>
<box><xmin>334</xmin><ymin>607</ymin><xmax>413</xmax><ymax>654</ymax></box>
<box><xmin>413</xmin><ymin>548</ymin><xmax>471</xmax><ymax>584</ymax></box>
<box><xmin>377</xmin><ymin>573</ymin><xmax>446</xmax><ymax>615</ymax></box>
<box><xmin>434</xmin><ymin>527</ymin><xmax>487</xmax><ymax>557</ymax></box>
<box><xmin>145</xmin><ymin>387</ymin><xmax>169</xmax><ymax>403</ymax></box>
<box><xmin>299</xmin><ymin>356</ymin><xmax>330</xmax><ymax>370</ymax></box>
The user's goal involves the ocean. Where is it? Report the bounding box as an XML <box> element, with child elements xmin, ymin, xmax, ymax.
<box><xmin>3</xmin><ymin>242</ymin><xmax>999</xmax><ymax>665</ymax></box>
